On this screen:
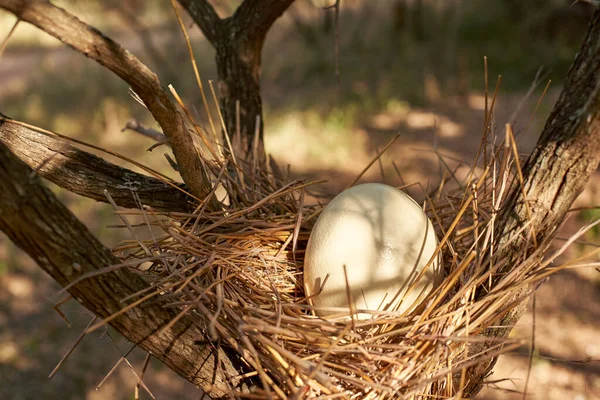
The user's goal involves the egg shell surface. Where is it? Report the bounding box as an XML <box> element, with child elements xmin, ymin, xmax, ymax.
<box><xmin>304</xmin><ymin>183</ymin><xmax>442</xmax><ymax>319</ymax></box>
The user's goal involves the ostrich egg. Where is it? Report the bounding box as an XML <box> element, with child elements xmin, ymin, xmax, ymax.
<box><xmin>304</xmin><ymin>183</ymin><xmax>442</xmax><ymax>319</ymax></box>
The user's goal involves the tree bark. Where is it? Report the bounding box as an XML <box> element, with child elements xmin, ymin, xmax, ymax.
<box><xmin>461</xmin><ymin>8</ymin><xmax>600</xmax><ymax>397</ymax></box>
<box><xmin>178</xmin><ymin>0</ymin><xmax>295</xmax><ymax>167</ymax></box>
<box><xmin>0</xmin><ymin>139</ymin><xmax>244</xmax><ymax>398</ymax></box>
<box><xmin>0</xmin><ymin>118</ymin><xmax>193</xmax><ymax>213</ymax></box>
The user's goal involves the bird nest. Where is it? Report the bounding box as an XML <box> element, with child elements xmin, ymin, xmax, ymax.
<box><xmin>104</xmin><ymin>127</ymin><xmax>589</xmax><ymax>399</ymax></box>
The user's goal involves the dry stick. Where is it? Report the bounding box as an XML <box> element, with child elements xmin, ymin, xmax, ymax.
<box><xmin>96</xmin><ymin>343</ymin><xmax>137</xmax><ymax>390</ymax></box>
<box><xmin>394</xmin><ymin>167</ymin><xmax>490</xmax><ymax>320</ymax></box>
<box><xmin>121</xmin><ymin>355</ymin><xmax>157</xmax><ymax>400</ymax></box>
<box><xmin>506</xmin><ymin>124</ymin><xmax>537</xmax><ymax>247</ymax></box>
<box><xmin>48</xmin><ymin>316</ymin><xmax>98</xmax><ymax>379</ymax></box>
<box><xmin>432</xmin><ymin>146</ymin><xmax>466</xmax><ymax>192</ymax></box>
<box><xmin>252</xmin><ymin>115</ymin><xmax>261</xmax><ymax>179</ymax></box>
<box><xmin>0</xmin><ymin>18</ymin><xmax>18</xmax><ymax>59</ymax></box>
<box><xmin>507</xmin><ymin>67</ymin><xmax>549</xmax><ymax>129</ymax></box>
<box><xmin>521</xmin><ymin>79</ymin><xmax>552</xmax><ymax>138</ymax></box>
<box><xmin>342</xmin><ymin>265</ymin><xmax>357</xmax><ymax>333</ymax></box>
<box><xmin>346</xmin><ymin>133</ymin><xmax>401</xmax><ymax>188</ymax></box>
<box><xmin>168</xmin><ymin>85</ymin><xmax>222</xmax><ymax>166</ymax></box>
<box><xmin>523</xmin><ymin>292</ymin><xmax>537</xmax><ymax>400</ymax></box>
<box><xmin>567</xmin><ymin>205</ymin><xmax>600</xmax><ymax>212</ymax></box>
<box><xmin>391</xmin><ymin>160</ymin><xmax>416</xmax><ymax>199</ymax></box>
<box><xmin>52</xmin><ymin>294</ymin><xmax>73</xmax><ymax>327</ymax></box>
<box><xmin>123</xmin><ymin>121</ymin><xmax>168</xmax><ymax>148</ymax></box>
<box><xmin>537</xmin><ymin>218</ymin><xmax>600</xmax><ymax>271</ymax></box>
<box><xmin>483</xmin><ymin>56</ymin><xmax>489</xmax><ymax>137</ymax></box>
<box><xmin>472</xmin><ymin>182</ymin><xmax>481</xmax><ymax>266</ymax></box>
<box><xmin>86</xmin><ymin>283</ymin><xmax>176</xmax><ymax>334</ymax></box>
<box><xmin>131</xmin><ymin>191</ymin><xmax>166</xmax><ymax>262</ymax></box>
<box><xmin>208</xmin><ymin>266</ymin><xmax>225</xmax><ymax>340</ymax></box>
<box><xmin>291</xmin><ymin>188</ymin><xmax>305</xmax><ymax>260</ymax></box>
<box><xmin>375</xmin><ymin>144</ymin><xmax>387</xmax><ymax>183</ymax></box>
<box><xmin>185</xmin><ymin>161</ymin><xmax>230</xmax><ymax>234</ymax></box>
<box><xmin>104</xmin><ymin>190</ymin><xmax>152</xmax><ymax>256</ymax></box>
<box><xmin>194</xmin><ymin>180</ymin><xmax>314</xmax><ymax>236</ymax></box>
<box><xmin>135</xmin><ymin>353</ymin><xmax>152</xmax><ymax>400</ymax></box>
<box><xmin>170</xmin><ymin>0</ymin><xmax>218</xmax><ymax>142</ymax></box>
<box><xmin>484</xmin><ymin>57</ymin><xmax>489</xmax><ymax>171</ymax></box>
<box><xmin>274</xmin><ymin>231</ymin><xmax>294</xmax><ymax>259</ymax></box>
<box><xmin>58</xmin><ymin>254</ymin><xmax>165</xmax><ymax>295</ymax></box>
<box><xmin>99</xmin><ymin>334</ymin><xmax>158</xmax><ymax>400</ymax></box>
<box><xmin>460</xmin><ymin>75</ymin><xmax>502</xmax><ymax>206</ymax></box>
<box><xmin>159</xmin><ymin>270</ymin><xmax>240</xmax><ymax>336</ymax></box>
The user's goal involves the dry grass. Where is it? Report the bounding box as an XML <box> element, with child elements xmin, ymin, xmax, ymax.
<box><xmin>53</xmin><ymin>105</ymin><xmax>595</xmax><ymax>399</ymax></box>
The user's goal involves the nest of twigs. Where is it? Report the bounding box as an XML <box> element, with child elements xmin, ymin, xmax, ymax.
<box><xmin>106</xmin><ymin>123</ymin><xmax>590</xmax><ymax>399</ymax></box>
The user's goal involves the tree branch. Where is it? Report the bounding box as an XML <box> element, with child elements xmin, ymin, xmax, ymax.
<box><xmin>177</xmin><ymin>0</ymin><xmax>294</xmax><ymax>167</ymax></box>
<box><xmin>496</xmin><ymin>13</ymin><xmax>600</xmax><ymax>258</ymax></box>
<box><xmin>463</xmin><ymin>8</ymin><xmax>600</xmax><ymax>397</ymax></box>
<box><xmin>0</xmin><ymin>139</ymin><xmax>242</xmax><ymax>398</ymax></box>
<box><xmin>230</xmin><ymin>0</ymin><xmax>295</xmax><ymax>43</ymax></box>
<box><xmin>177</xmin><ymin>0</ymin><xmax>223</xmax><ymax>46</ymax></box>
<box><xmin>0</xmin><ymin>0</ymin><xmax>213</xmax><ymax>201</ymax></box>
<box><xmin>177</xmin><ymin>0</ymin><xmax>295</xmax><ymax>47</ymax></box>
<box><xmin>0</xmin><ymin>119</ymin><xmax>192</xmax><ymax>213</ymax></box>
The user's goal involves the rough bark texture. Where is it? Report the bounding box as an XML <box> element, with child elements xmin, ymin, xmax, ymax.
<box><xmin>0</xmin><ymin>137</ymin><xmax>244</xmax><ymax>398</ymax></box>
<box><xmin>0</xmin><ymin>119</ymin><xmax>193</xmax><ymax>213</ymax></box>
<box><xmin>0</xmin><ymin>0</ymin><xmax>213</xmax><ymax>201</ymax></box>
<box><xmin>178</xmin><ymin>0</ymin><xmax>295</xmax><ymax>166</ymax></box>
<box><xmin>461</xmin><ymin>9</ymin><xmax>600</xmax><ymax>397</ymax></box>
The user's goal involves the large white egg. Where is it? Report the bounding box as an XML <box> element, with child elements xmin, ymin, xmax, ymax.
<box><xmin>304</xmin><ymin>183</ymin><xmax>442</xmax><ymax>319</ymax></box>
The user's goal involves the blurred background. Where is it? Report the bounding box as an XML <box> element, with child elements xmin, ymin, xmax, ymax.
<box><xmin>0</xmin><ymin>0</ymin><xmax>599</xmax><ymax>399</ymax></box>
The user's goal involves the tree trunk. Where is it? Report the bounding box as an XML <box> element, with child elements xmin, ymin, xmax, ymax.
<box><xmin>178</xmin><ymin>0</ymin><xmax>295</xmax><ymax>169</ymax></box>
<box><xmin>461</xmin><ymin>8</ymin><xmax>600</xmax><ymax>397</ymax></box>
<box><xmin>214</xmin><ymin>25</ymin><xmax>265</xmax><ymax>167</ymax></box>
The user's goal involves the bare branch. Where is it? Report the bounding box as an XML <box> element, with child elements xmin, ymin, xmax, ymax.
<box><xmin>123</xmin><ymin>119</ymin><xmax>168</xmax><ymax>144</ymax></box>
<box><xmin>177</xmin><ymin>0</ymin><xmax>223</xmax><ymax>45</ymax></box>
<box><xmin>230</xmin><ymin>0</ymin><xmax>295</xmax><ymax>43</ymax></box>
<box><xmin>178</xmin><ymin>0</ymin><xmax>295</xmax><ymax>48</ymax></box>
<box><xmin>0</xmin><ymin>0</ymin><xmax>213</xmax><ymax>201</ymax></box>
<box><xmin>0</xmin><ymin>140</ymin><xmax>242</xmax><ymax>398</ymax></box>
<box><xmin>0</xmin><ymin>119</ymin><xmax>192</xmax><ymax>213</ymax></box>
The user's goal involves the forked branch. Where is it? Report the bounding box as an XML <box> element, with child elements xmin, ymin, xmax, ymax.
<box><xmin>176</xmin><ymin>0</ymin><xmax>223</xmax><ymax>44</ymax></box>
<box><xmin>229</xmin><ymin>0</ymin><xmax>296</xmax><ymax>43</ymax></box>
<box><xmin>178</xmin><ymin>0</ymin><xmax>295</xmax><ymax>48</ymax></box>
<box><xmin>0</xmin><ymin>0</ymin><xmax>213</xmax><ymax>201</ymax></box>
<box><xmin>0</xmin><ymin>139</ymin><xmax>241</xmax><ymax>398</ymax></box>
